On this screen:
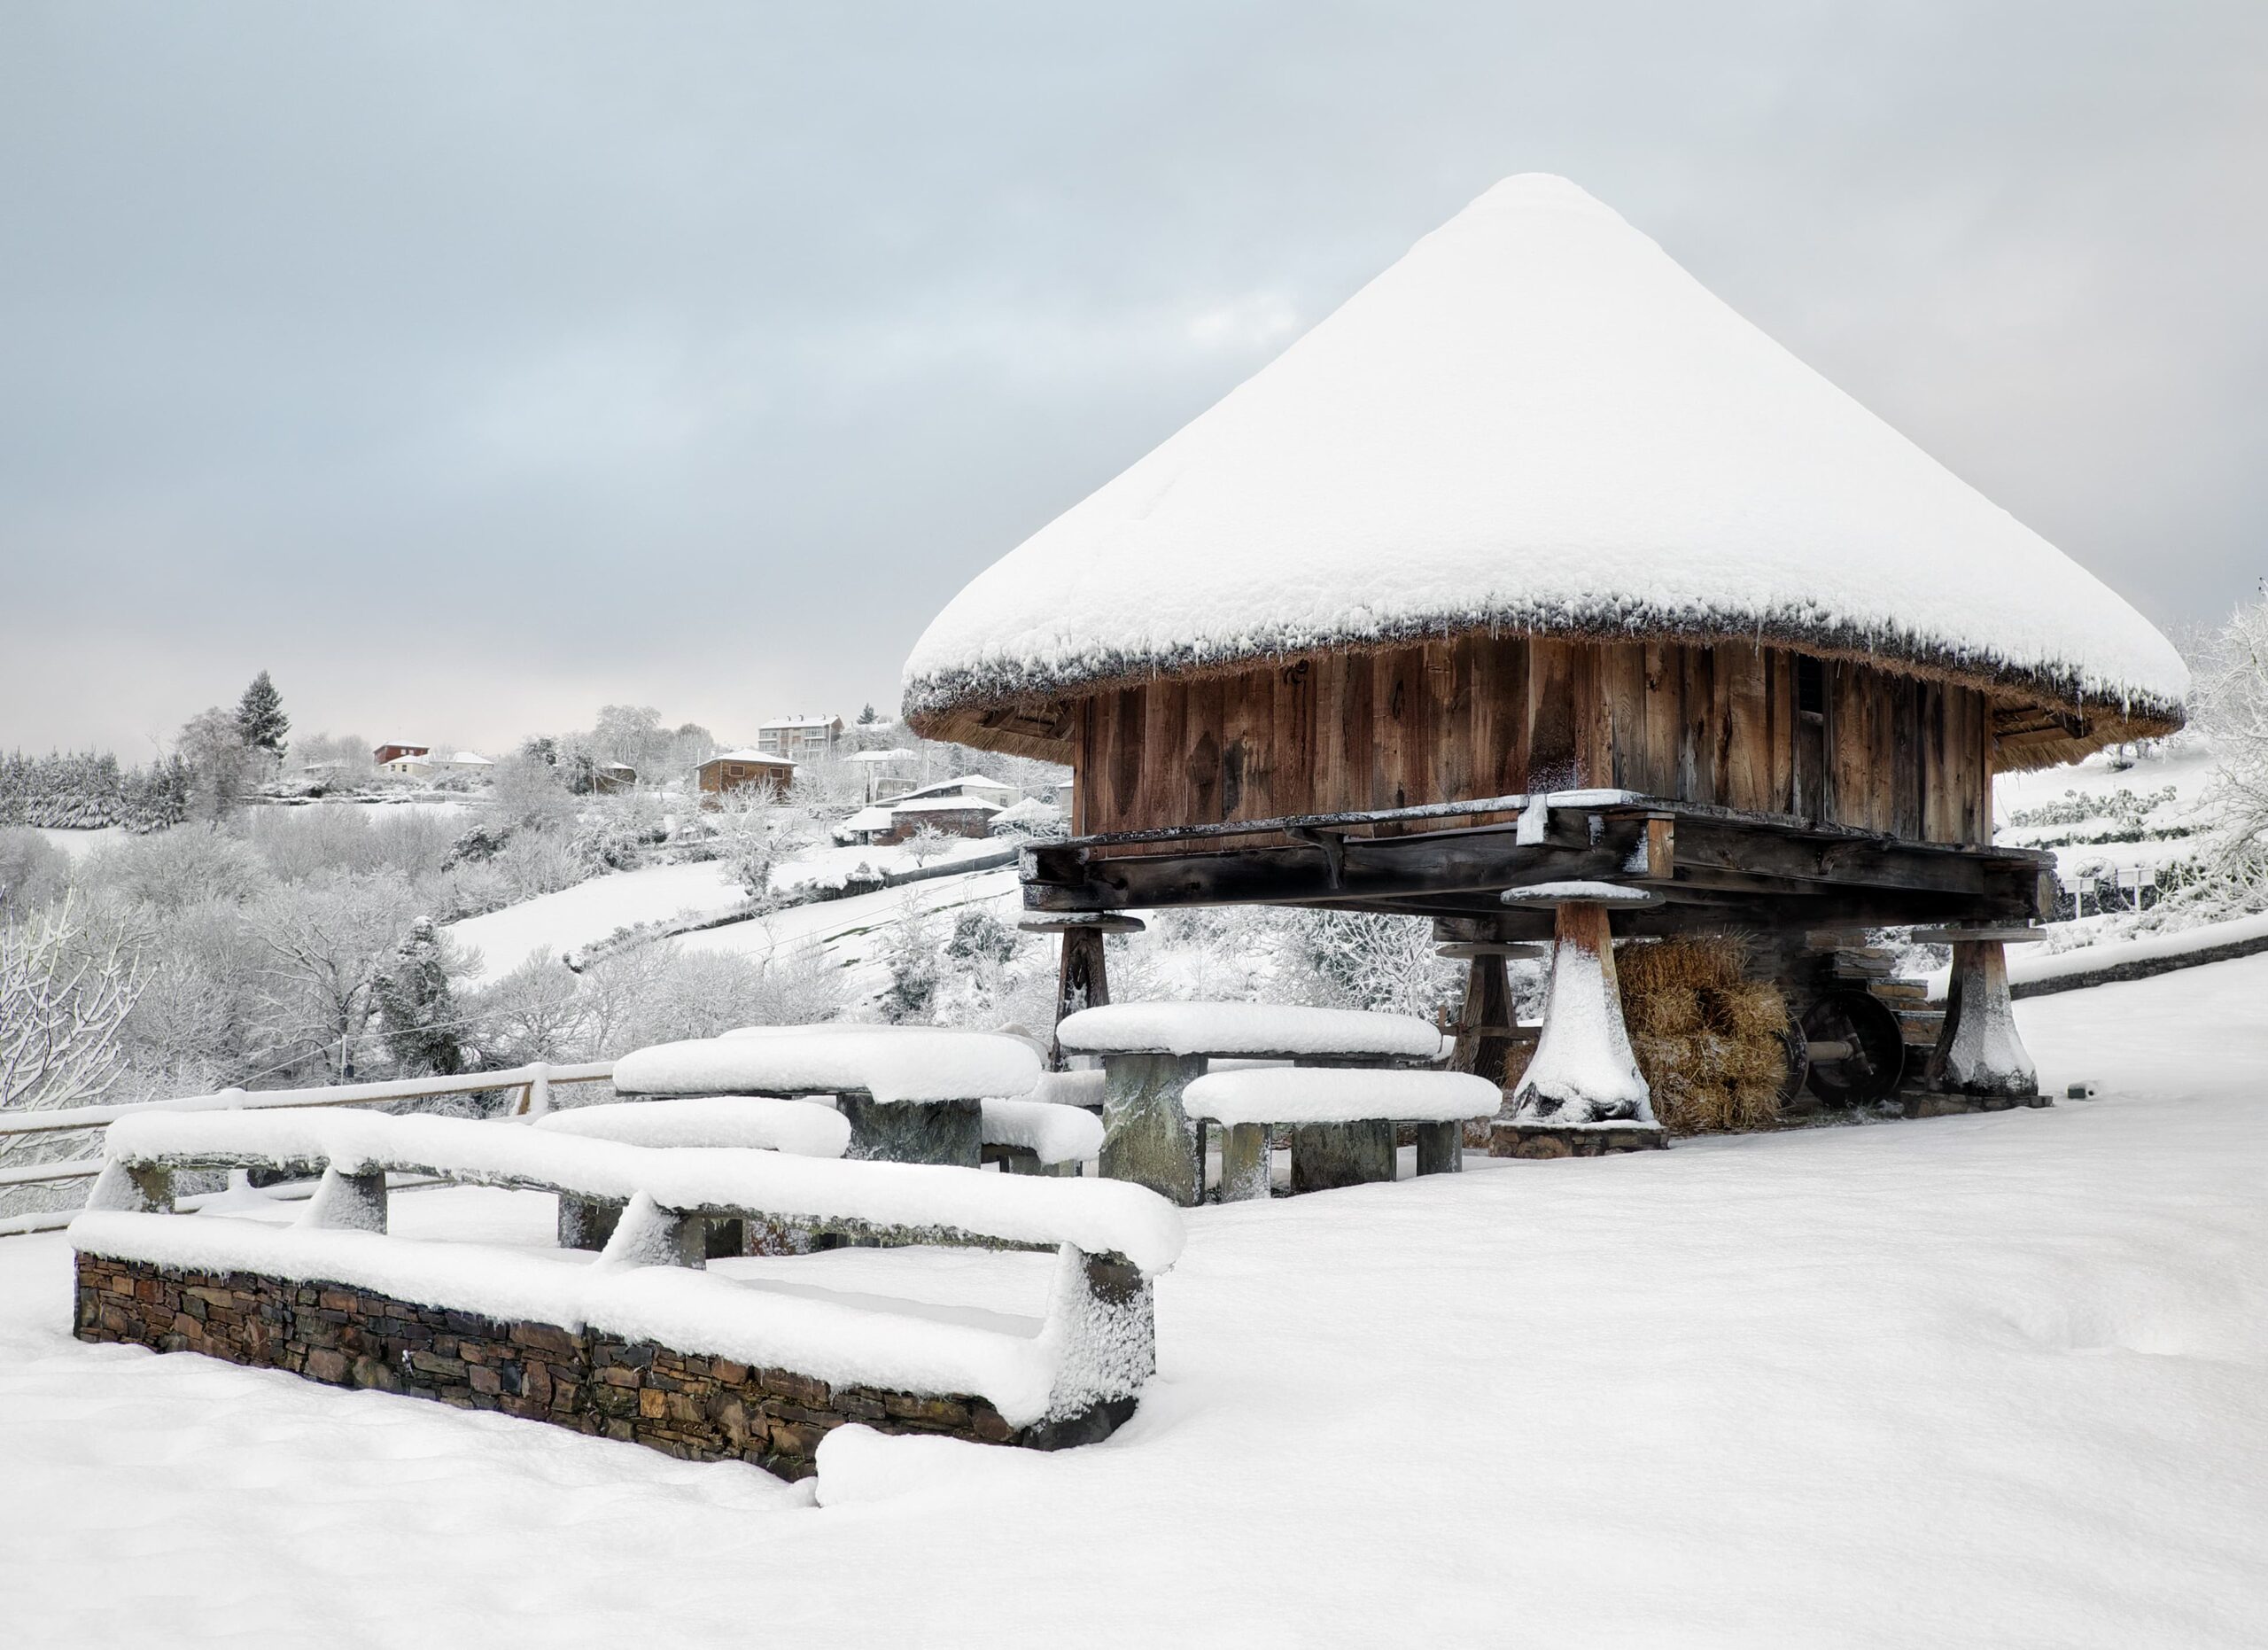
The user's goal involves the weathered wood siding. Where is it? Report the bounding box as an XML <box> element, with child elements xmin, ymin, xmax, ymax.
<box><xmin>1072</xmin><ymin>636</ymin><xmax>1992</xmax><ymax>846</ymax></box>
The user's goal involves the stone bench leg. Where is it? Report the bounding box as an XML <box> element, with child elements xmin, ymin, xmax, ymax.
<box><xmin>1290</xmin><ymin>1120</ymin><xmax>1395</xmax><ymax>1194</ymax></box>
<box><xmin>1926</xmin><ymin>939</ymin><xmax>2041</xmax><ymax>1106</ymax></box>
<box><xmin>1216</xmin><ymin>1122</ymin><xmax>1272</xmax><ymax>1202</ymax></box>
<box><xmin>840</xmin><ymin>1094</ymin><xmax>983</xmax><ymax>1166</ymax></box>
<box><xmin>559</xmin><ymin>1195</ymin><xmax>624</xmax><ymax>1251</ymax></box>
<box><xmin>1414</xmin><ymin>1121</ymin><xmax>1464</xmax><ymax>1176</ymax></box>
<box><xmin>1099</xmin><ymin>1054</ymin><xmax>1206</xmax><ymax>1207</ymax></box>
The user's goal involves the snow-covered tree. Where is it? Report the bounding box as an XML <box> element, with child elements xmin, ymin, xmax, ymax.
<box><xmin>902</xmin><ymin>825</ymin><xmax>952</xmax><ymax>867</ymax></box>
<box><xmin>371</xmin><ymin>917</ymin><xmax>465</xmax><ymax>1076</ymax></box>
<box><xmin>0</xmin><ymin>892</ymin><xmax>143</xmax><ymax>1114</ymax></box>
<box><xmin>244</xmin><ymin>870</ymin><xmax>418</xmax><ymax>1082</ymax></box>
<box><xmin>177</xmin><ymin>707</ymin><xmax>252</xmax><ymax>828</ymax></box>
<box><xmin>235</xmin><ymin>670</ymin><xmax>290</xmax><ymax>760</ymax></box>
<box><xmin>0</xmin><ymin>829</ymin><xmax>67</xmax><ymax>915</ymax></box>
<box><xmin>875</xmin><ymin>900</ymin><xmax>941</xmax><ymax>1023</ymax></box>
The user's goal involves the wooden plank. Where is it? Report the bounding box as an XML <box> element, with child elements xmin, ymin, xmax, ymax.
<box><xmin>1140</xmin><ymin>676</ymin><xmax>1189</xmax><ymax>835</ymax></box>
<box><xmin>1219</xmin><ymin>668</ymin><xmax>1268</xmax><ymax>821</ymax></box>
<box><xmin>1471</xmin><ymin>633</ymin><xmax>1529</xmax><ymax>798</ymax></box>
<box><xmin>1183</xmin><ymin>676</ymin><xmax>1223</xmax><ymax>824</ymax></box>
<box><xmin>1071</xmin><ymin>699</ymin><xmax>1091</xmax><ymax>836</ymax></box>
<box><xmin>1718</xmin><ymin>640</ymin><xmax>1772</xmax><ymax>812</ymax></box>
<box><xmin>1828</xmin><ymin>660</ymin><xmax>1874</xmax><ymax>831</ymax></box>
<box><xmin>1428</xmin><ymin>638</ymin><xmax>1472</xmax><ymax>805</ymax></box>
<box><xmin>1110</xmin><ymin>687</ymin><xmax>1143</xmax><ymax>830</ymax></box>
<box><xmin>1765</xmin><ymin>648</ymin><xmax>1796</xmax><ymax>815</ymax></box>
<box><xmin>1639</xmin><ymin>641</ymin><xmax>1683</xmax><ymax>800</ymax></box>
<box><xmin>1679</xmin><ymin>644</ymin><xmax>1717</xmax><ymax>806</ymax></box>
<box><xmin>1889</xmin><ymin>675</ymin><xmax>1922</xmax><ymax>840</ymax></box>
<box><xmin>1270</xmin><ymin>658</ymin><xmax>1317</xmax><ymax>819</ymax></box>
<box><xmin>1373</xmin><ymin>645</ymin><xmax>1427</xmax><ymax>813</ymax></box>
<box><xmin>1600</xmin><ymin>642</ymin><xmax>1651</xmax><ymax>793</ymax></box>
<box><xmin>1528</xmin><ymin>638</ymin><xmax>1579</xmax><ymax>791</ymax></box>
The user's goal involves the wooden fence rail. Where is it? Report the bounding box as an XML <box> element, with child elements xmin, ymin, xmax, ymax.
<box><xmin>0</xmin><ymin>1061</ymin><xmax>614</xmax><ymax>1239</ymax></box>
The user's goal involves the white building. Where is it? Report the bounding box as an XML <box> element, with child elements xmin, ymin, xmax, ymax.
<box><xmin>756</xmin><ymin>716</ymin><xmax>843</xmax><ymax>763</ymax></box>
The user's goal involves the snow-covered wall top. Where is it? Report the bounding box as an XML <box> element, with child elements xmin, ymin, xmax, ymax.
<box><xmin>904</xmin><ymin>175</ymin><xmax>2186</xmax><ymax>728</ymax></box>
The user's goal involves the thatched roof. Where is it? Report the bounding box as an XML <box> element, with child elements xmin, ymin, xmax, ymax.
<box><xmin>905</xmin><ymin>175</ymin><xmax>2186</xmax><ymax>765</ymax></box>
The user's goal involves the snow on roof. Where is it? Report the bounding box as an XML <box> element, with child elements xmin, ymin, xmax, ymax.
<box><xmin>887</xmin><ymin>794</ymin><xmax>1005</xmax><ymax>815</ymax></box>
<box><xmin>847</xmin><ymin>748</ymin><xmax>921</xmax><ymax>764</ymax></box>
<box><xmin>447</xmin><ymin>752</ymin><xmax>493</xmax><ymax>766</ymax></box>
<box><xmin>905</xmin><ymin>174</ymin><xmax>2186</xmax><ymax>743</ymax></box>
<box><xmin>896</xmin><ymin>774</ymin><xmax>1016</xmax><ymax>799</ymax></box>
<box><xmin>708</xmin><ymin>748</ymin><xmax>798</xmax><ymax>767</ymax></box>
<box><xmin>838</xmin><ymin>806</ymin><xmax>897</xmax><ymax>833</ymax></box>
<box><xmin>759</xmin><ymin>716</ymin><xmax>840</xmax><ymax>730</ymax></box>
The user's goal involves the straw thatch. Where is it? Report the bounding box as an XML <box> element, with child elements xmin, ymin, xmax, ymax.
<box><xmin>1618</xmin><ymin>936</ymin><xmax>1791</xmax><ymax>1133</ymax></box>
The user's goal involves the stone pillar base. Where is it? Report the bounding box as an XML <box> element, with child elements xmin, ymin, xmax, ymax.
<box><xmin>1489</xmin><ymin>1122</ymin><xmax>1667</xmax><ymax>1159</ymax></box>
<box><xmin>1901</xmin><ymin>1090</ymin><xmax>2054</xmax><ymax>1119</ymax></box>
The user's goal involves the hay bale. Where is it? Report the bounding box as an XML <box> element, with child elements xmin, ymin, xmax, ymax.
<box><xmin>1618</xmin><ymin>938</ymin><xmax>1790</xmax><ymax>1135</ymax></box>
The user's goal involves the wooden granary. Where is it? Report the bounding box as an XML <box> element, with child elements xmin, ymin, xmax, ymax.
<box><xmin>904</xmin><ymin>176</ymin><xmax>2187</xmax><ymax>1138</ymax></box>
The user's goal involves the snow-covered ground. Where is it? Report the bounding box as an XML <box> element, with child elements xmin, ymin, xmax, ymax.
<box><xmin>680</xmin><ymin>865</ymin><xmax>1025</xmax><ymax>993</ymax></box>
<box><xmin>443</xmin><ymin>839</ymin><xmax>1010</xmax><ymax>988</ymax></box>
<box><xmin>4</xmin><ymin>954</ymin><xmax>2266</xmax><ymax>1645</ymax></box>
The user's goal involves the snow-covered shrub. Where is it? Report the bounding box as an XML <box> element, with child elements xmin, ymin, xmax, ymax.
<box><xmin>0</xmin><ymin>829</ymin><xmax>68</xmax><ymax>915</ymax></box>
<box><xmin>876</xmin><ymin>903</ymin><xmax>942</xmax><ymax>1023</ymax></box>
<box><xmin>82</xmin><ymin>829</ymin><xmax>274</xmax><ymax>913</ymax></box>
<box><xmin>371</xmin><ymin>917</ymin><xmax>466</xmax><ymax>1078</ymax></box>
<box><xmin>947</xmin><ymin>909</ymin><xmax>1017</xmax><ymax>966</ymax></box>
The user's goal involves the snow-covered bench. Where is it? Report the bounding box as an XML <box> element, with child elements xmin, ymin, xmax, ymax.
<box><xmin>74</xmin><ymin>1107</ymin><xmax>1182</xmax><ymax>1467</ymax></box>
<box><xmin>1054</xmin><ymin>1002</ymin><xmax>1450</xmax><ymax>1205</ymax></box>
<box><xmin>536</xmin><ymin>1095</ymin><xmax>854</xmax><ymax>1250</ymax></box>
<box><xmin>976</xmin><ymin>1097</ymin><xmax>1104</xmax><ymax>1178</ymax></box>
<box><xmin>612</xmin><ymin>1026</ymin><xmax>1042</xmax><ymax>1169</ymax></box>
<box><xmin>1182</xmin><ymin>1069</ymin><xmax>1500</xmax><ymax>1200</ymax></box>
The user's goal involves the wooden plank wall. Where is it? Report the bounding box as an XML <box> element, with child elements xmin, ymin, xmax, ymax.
<box><xmin>1075</xmin><ymin>636</ymin><xmax>1992</xmax><ymax>846</ymax></box>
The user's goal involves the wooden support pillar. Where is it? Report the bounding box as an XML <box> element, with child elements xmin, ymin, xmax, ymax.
<box><xmin>1916</xmin><ymin>927</ymin><xmax>2046</xmax><ymax>1107</ymax></box>
<box><xmin>1494</xmin><ymin>883</ymin><xmax>1666</xmax><ymax>1155</ymax></box>
<box><xmin>1023</xmin><ymin>914</ymin><xmax>1146</xmax><ymax>1071</ymax></box>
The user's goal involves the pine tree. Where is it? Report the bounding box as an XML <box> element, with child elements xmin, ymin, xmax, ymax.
<box><xmin>236</xmin><ymin>670</ymin><xmax>291</xmax><ymax>759</ymax></box>
<box><xmin>857</xmin><ymin>703</ymin><xmax>879</xmax><ymax>725</ymax></box>
<box><xmin>372</xmin><ymin>918</ymin><xmax>463</xmax><ymax>1077</ymax></box>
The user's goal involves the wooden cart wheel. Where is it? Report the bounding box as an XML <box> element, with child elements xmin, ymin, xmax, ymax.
<box><xmin>1775</xmin><ymin>1020</ymin><xmax>1812</xmax><ymax>1108</ymax></box>
<box><xmin>1799</xmin><ymin>990</ymin><xmax>1906</xmax><ymax>1105</ymax></box>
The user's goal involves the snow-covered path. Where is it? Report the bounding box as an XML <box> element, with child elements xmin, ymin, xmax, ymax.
<box><xmin>4</xmin><ymin>959</ymin><xmax>2266</xmax><ymax>1646</ymax></box>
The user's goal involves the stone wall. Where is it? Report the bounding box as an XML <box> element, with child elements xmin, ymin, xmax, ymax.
<box><xmin>75</xmin><ymin>1252</ymin><xmax>1106</xmax><ymax>1480</ymax></box>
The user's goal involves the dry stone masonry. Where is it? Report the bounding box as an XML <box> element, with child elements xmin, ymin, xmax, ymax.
<box><xmin>74</xmin><ymin>1253</ymin><xmax>1092</xmax><ymax>1480</ymax></box>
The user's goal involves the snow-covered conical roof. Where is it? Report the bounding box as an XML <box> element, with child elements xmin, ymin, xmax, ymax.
<box><xmin>904</xmin><ymin>175</ymin><xmax>2186</xmax><ymax>754</ymax></box>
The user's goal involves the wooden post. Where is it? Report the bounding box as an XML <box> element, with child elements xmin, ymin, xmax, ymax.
<box><xmin>1023</xmin><ymin>914</ymin><xmax>1146</xmax><ymax>1072</ymax></box>
<box><xmin>1494</xmin><ymin>883</ymin><xmax>1666</xmax><ymax>1155</ymax></box>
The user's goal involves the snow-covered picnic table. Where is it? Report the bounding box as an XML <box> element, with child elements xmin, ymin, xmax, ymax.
<box><xmin>1054</xmin><ymin>1002</ymin><xmax>1454</xmax><ymax>1204</ymax></box>
<box><xmin>610</xmin><ymin>1026</ymin><xmax>1043</xmax><ymax>1169</ymax></box>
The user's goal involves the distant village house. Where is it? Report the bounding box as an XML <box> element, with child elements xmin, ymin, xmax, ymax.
<box><xmin>755</xmin><ymin>716</ymin><xmax>843</xmax><ymax>763</ymax></box>
<box><xmin>696</xmin><ymin>749</ymin><xmax>797</xmax><ymax>806</ymax></box>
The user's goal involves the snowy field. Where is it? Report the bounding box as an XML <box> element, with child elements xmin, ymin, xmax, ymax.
<box><xmin>444</xmin><ymin>841</ymin><xmax>1011</xmax><ymax>987</ymax></box>
<box><xmin>4</xmin><ymin>956</ymin><xmax>2266</xmax><ymax>1646</ymax></box>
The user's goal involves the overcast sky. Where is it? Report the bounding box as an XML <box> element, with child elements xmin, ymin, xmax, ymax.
<box><xmin>3</xmin><ymin>2</ymin><xmax>2263</xmax><ymax>758</ymax></box>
